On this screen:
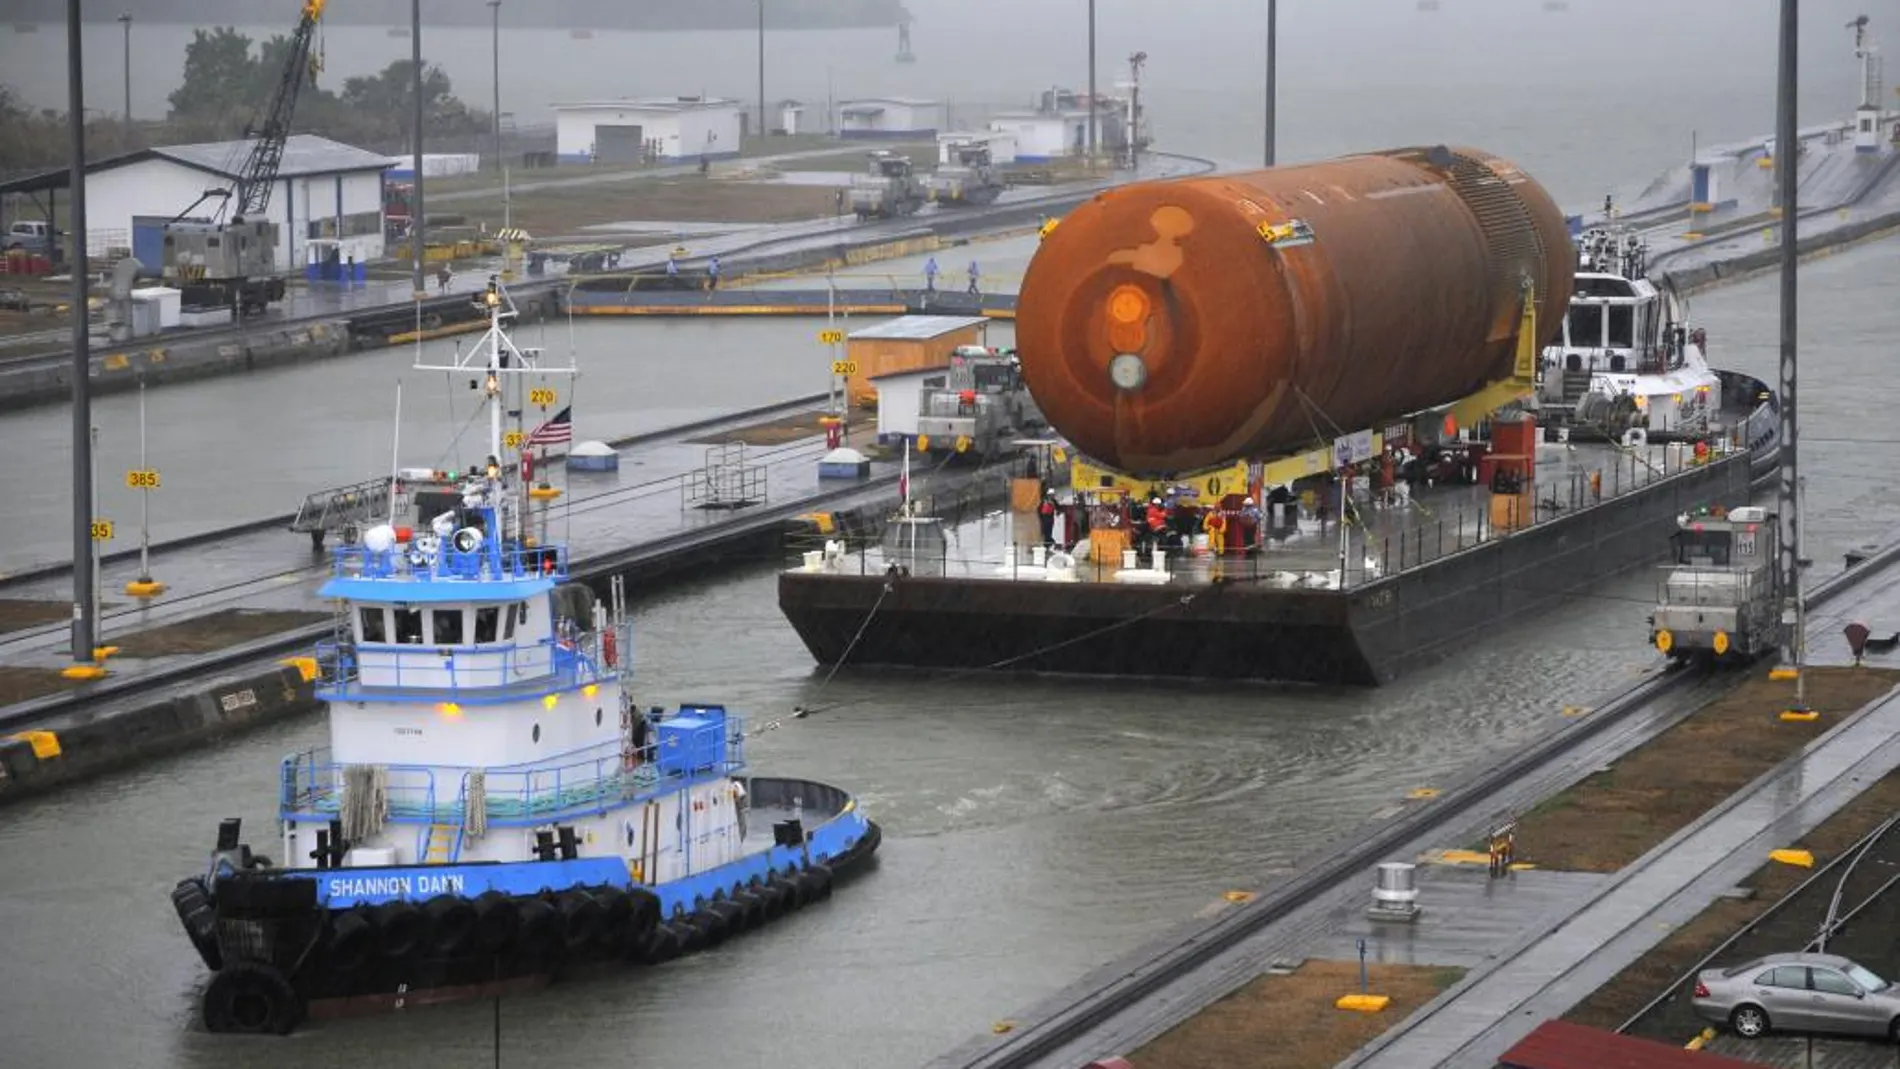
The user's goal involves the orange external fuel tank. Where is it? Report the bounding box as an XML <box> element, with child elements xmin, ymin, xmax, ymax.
<box><xmin>1015</xmin><ymin>145</ymin><xmax>1574</xmax><ymax>475</ymax></box>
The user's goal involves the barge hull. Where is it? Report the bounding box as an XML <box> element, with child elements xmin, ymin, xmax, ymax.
<box><xmin>777</xmin><ymin>452</ymin><xmax>1756</xmax><ymax>686</ymax></box>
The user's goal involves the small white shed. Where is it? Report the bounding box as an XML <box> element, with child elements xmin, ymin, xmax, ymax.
<box><xmin>873</xmin><ymin>367</ymin><xmax>949</xmax><ymax>442</ymax></box>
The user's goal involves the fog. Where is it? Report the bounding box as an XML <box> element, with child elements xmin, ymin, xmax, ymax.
<box><xmin>1</xmin><ymin>0</ymin><xmax>1886</xmax><ymax>204</ymax></box>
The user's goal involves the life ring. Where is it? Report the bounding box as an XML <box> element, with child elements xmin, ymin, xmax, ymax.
<box><xmin>422</xmin><ymin>894</ymin><xmax>477</xmax><ymax>957</ymax></box>
<box><xmin>372</xmin><ymin>900</ymin><xmax>424</xmax><ymax>959</ymax></box>
<box><xmin>201</xmin><ymin>961</ymin><xmax>305</xmax><ymax>1035</ymax></box>
<box><xmin>603</xmin><ymin>629</ymin><xmax>619</xmax><ymax>668</ymax></box>
<box><xmin>471</xmin><ymin>890</ymin><xmax>519</xmax><ymax>952</ymax></box>
<box><xmin>559</xmin><ymin>890</ymin><xmax>603</xmax><ymax>952</ymax></box>
<box><xmin>1655</xmin><ymin>628</ymin><xmax>1674</xmax><ymax>654</ymax></box>
<box><xmin>327</xmin><ymin>909</ymin><xmax>376</xmax><ymax>972</ymax></box>
<box><xmin>1714</xmin><ymin>630</ymin><xmax>1731</xmax><ymax>655</ymax></box>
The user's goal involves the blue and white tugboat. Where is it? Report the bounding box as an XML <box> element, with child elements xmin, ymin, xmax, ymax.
<box><xmin>169</xmin><ymin>279</ymin><xmax>881</xmax><ymax>1034</ymax></box>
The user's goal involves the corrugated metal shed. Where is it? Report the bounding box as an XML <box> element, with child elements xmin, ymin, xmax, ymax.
<box><xmin>848</xmin><ymin>315</ymin><xmax>989</xmax><ymax>341</ymax></box>
<box><xmin>1497</xmin><ymin>1021</ymin><xmax>1760</xmax><ymax>1069</ymax></box>
<box><xmin>152</xmin><ymin>134</ymin><xmax>392</xmax><ymax>180</ymax></box>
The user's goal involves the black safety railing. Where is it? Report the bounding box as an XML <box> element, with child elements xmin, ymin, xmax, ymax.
<box><xmin>788</xmin><ymin>442</ymin><xmax>1739</xmax><ymax>589</ymax></box>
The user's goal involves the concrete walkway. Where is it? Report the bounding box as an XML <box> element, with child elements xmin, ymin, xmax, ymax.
<box><xmin>1345</xmin><ymin>682</ymin><xmax>1900</xmax><ymax>1068</ymax></box>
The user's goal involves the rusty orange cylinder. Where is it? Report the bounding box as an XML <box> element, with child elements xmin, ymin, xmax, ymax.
<box><xmin>1017</xmin><ymin>145</ymin><xmax>1574</xmax><ymax>475</ymax></box>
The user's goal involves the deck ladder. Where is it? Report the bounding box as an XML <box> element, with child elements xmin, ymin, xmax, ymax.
<box><xmin>422</xmin><ymin>822</ymin><xmax>461</xmax><ymax>864</ymax></box>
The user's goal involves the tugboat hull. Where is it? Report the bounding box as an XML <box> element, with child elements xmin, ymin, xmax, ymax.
<box><xmin>175</xmin><ymin>779</ymin><xmax>879</xmax><ymax>1033</ymax></box>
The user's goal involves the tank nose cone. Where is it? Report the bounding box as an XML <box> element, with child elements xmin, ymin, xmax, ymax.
<box><xmin>1018</xmin><ymin>189</ymin><xmax>1283</xmax><ymax>475</ymax></box>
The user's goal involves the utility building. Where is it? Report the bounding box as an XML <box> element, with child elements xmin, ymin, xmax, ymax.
<box><xmin>553</xmin><ymin>98</ymin><xmax>745</xmax><ymax>164</ymax></box>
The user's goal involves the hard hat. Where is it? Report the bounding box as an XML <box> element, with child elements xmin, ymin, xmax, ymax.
<box><xmin>1244</xmin><ymin>496</ymin><xmax>1255</xmax><ymax>505</ymax></box>
<box><xmin>1150</xmin><ymin>497</ymin><xmax>1161</xmax><ymax>506</ymax></box>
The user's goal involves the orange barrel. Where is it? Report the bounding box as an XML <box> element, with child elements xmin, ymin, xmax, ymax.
<box><xmin>1016</xmin><ymin>145</ymin><xmax>1574</xmax><ymax>475</ymax></box>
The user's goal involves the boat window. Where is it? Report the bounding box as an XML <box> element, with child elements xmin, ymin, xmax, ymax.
<box><xmin>1607</xmin><ymin>305</ymin><xmax>1634</xmax><ymax>348</ymax></box>
<box><xmin>393</xmin><ymin>608</ymin><xmax>424</xmax><ymax>644</ymax></box>
<box><xmin>475</xmin><ymin>606</ymin><xmax>500</xmax><ymax>643</ymax></box>
<box><xmin>432</xmin><ymin>609</ymin><xmax>465</xmax><ymax>645</ymax></box>
<box><xmin>1674</xmin><ymin>530</ymin><xmax>1733</xmax><ymax>566</ymax></box>
<box><xmin>503</xmin><ymin>605</ymin><xmax>516</xmax><ymax>640</ymax></box>
<box><xmin>359</xmin><ymin>607</ymin><xmax>387</xmax><ymax>644</ymax></box>
<box><xmin>1566</xmin><ymin>304</ymin><xmax>1603</xmax><ymax>348</ymax></box>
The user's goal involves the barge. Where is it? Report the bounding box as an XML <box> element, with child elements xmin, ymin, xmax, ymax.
<box><xmin>776</xmin><ymin>145</ymin><xmax>1781</xmax><ymax>686</ymax></box>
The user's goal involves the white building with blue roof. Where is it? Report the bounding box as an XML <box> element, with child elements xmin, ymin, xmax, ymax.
<box><xmin>75</xmin><ymin>133</ymin><xmax>391</xmax><ymax>274</ymax></box>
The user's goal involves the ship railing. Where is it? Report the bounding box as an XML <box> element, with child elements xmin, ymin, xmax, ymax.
<box><xmin>277</xmin><ymin>716</ymin><xmax>748</xmax><ymax>827</ymax></box>
<box><xmin>816</xmin><ymin>442</ymin><xmax>1751</xmax><ymax>589</ymax></box>
<box><xmin>315</xmin><ymin>637</ymin><xmax>607</xmax><ymax>701</ymax></box>
<box><xmin>329</xmin><ymin>541</ymin><xmax>570</xmax><ymax>583</ymax></box>
<box><xmin>278</xmin><ymin>754</ymin><xmax>443</xmax><ymax>822</ymax></box>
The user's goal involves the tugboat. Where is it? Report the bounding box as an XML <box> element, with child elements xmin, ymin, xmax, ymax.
<box><xmin>1536</xmin><ymin>224</ymin><xmax>1771</xmax><ymax>451</ymax></box>
<box><xmin>169</xmin><ymin>279</ymin><xmax>881</xmax><ymax>1034</ymax></box>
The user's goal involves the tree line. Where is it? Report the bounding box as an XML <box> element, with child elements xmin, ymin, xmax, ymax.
<box><xmin>0</xmin><ymin>26</ymin><xmax>492</xmax><ymax>175</ymax></box>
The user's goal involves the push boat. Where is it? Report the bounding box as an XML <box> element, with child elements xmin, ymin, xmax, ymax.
<box><xmin>170</xmin><ymin>280</ymin><xmax>881</xmax><ymax>1035</ymax></box>
<box><xmin>1535</xmin><ymin>224</ymin><xmax>1774</xmax><ymax>448</ymax></box>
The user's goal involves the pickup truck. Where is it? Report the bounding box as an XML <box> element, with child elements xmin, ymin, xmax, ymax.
<box><xmin>4</xmin><ymin>220</ymin><xmax>58</xmax><ymax>255</ymax></box>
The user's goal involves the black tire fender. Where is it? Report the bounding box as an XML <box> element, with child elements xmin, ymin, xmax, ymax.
<box><xmin>730</xmin><ymin>889</ymin><xmax>766</xmax><ymax>931</ymax></box>
<box><xmin>559</xmin><ymin>890</ymin><xmax>603</xmax><ymax>952</ymax></box>
<box><xmin>627</xmin><ymin>889</ymin><xmax>662</xmax><ymax>939</ymax></box>
<box><xmin>516</xmin><ymin>896</ymin><xmax>564</xmax><ymax>959</ymax></box>
<box><xmin>808</xmin><ymin>863</ymin><xmax>834</xmax><ymax>900</ymax></box>
<box><xmin>422</xmin><ymin>894</ymin><xmax>477</xmax><ymax>957</ymax></box>
<box><xmin>471</xmin><ymin>890</ymin><xmax>519</xmax><ymax>953</ymax></box>
<box><xmin>591</xmin><ymin>887</ymin><xmax>633</xmax><ymax>954</ymax></box>
<box><xmin>201</xmin><ymin>960</ymin><xmax>305</xmax><ymax>1035</ymax></box>
<box><xmin>706</xmin><ymin>899</ymin><xmax>745</xmax><ymax>938</ymax></box>
<box><xmin>171</xmin><ymin>879</ymin><xmax>222</xmax><ymax>970</ymax></box>
<box><xmin>327</xmin><ymin>909</ymin><xmax>375</xmax><ymax>972</ymax></box>
<box><xmin>371</xmin><ymin>900</ymin><xmax>424</xmax><ymax>959</ymax></box>
<box><xmin>636</xmin><ymin>922</ymin><xmax>684</xmax><ymax>965</ymax></box>
<box><xmin>767</xmin><ymin>875</ymin><xmax>801</xmax><ymax>913</ymax></box>
<box><xmin>756</xmin><ymin>881</ymin><xmax>788</xmax><ymax>922</ymax></box>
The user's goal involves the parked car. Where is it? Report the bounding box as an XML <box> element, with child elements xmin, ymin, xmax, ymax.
<box><xmin>1693</xmin><ymin>952</ymin><xmax>1900</xmax><ymax>1039</ymax></box>
<box><xmin>4</xmin><ymin>220</ymin><xmax>56</xmax><ymax>254</ymax></box>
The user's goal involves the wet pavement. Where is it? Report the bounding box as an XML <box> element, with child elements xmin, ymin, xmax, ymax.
<box><xmin>1345</xmin><ymin>675</ymin><xmax>1900</xmax><ymax>1067</ymax></box>
<box><xmin>0</xmin><ymin>403</ymin><xmax>855</xmax><ymax>693</ymax></box>
<box><xmin>930</xmin><ymin>556</ymin><xmax>1900</xmax><ymax>1069</ymax></box>
<box><xmin>1704</xmin><ymin>1031</ymin><xmax>1900</xmax><ymax>1067</ymax></box>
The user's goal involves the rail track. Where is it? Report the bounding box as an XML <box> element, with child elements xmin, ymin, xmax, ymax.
<box><xmin>937</xmin><ymin>538</ymin><xmax>1900</xmax><ymax>1069</ymax></box>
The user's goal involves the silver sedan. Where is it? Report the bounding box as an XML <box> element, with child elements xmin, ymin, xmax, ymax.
<box><xmin>1692</xmin><ymin>952</ymin><xmax>1900</xmax><ymax>1039</ymax></box>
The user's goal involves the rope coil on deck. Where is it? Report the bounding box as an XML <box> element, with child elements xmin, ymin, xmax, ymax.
<box><xmin>341</xmin><ymin>764</ymin><xmax>390</xmax><ymax>841</ymax></box>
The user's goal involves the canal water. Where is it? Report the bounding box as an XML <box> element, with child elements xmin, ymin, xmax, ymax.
<box><xmin>0</xmin><ymin>315</ymin><xmax>1008</xmax><ymax>575</ymax></box>
<box><xmin>0</xmin><ymin>237</ymin><xmax>1895</xmax><ymax>1068</ymax></box>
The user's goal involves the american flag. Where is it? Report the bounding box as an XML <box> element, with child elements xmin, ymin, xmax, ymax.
<box><xmin>525</xmin><ymin>406</ymin><xmax>572</xmax><ymax>447</ymax></box>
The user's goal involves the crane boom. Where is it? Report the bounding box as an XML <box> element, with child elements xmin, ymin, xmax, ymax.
<box><xmin>233</xmin><ymin>0</ymin><xmax>326</xmax><ymax>220</ymax></box>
